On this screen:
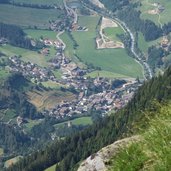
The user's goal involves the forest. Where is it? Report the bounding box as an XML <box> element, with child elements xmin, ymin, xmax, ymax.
<box><xmin>6</xmin><ymin>66</ymin><xmax>171</xmax><ymax>171</ymax></box>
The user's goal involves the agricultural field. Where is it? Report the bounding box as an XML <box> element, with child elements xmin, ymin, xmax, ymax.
<box><xmin>87</xmin><ymin>70</ymin><xmax>130</xmax><ymax>79</ymax></box>
<box><xmin>25</xmin><ymin>29</ymin><xmax>57</xmax><ymax>40</ymax></box>
<box><xmin>13</xmin><ymin>0</ymin><xmax>63</xmax><ymax>6</ymax></box>
<box><xmin>54</xmin><ymin>116</ymin><xmax>93</xmax><ymax>128</ymax></box>
<box><xmin>27</xmin><ymin>89</ymin><xmax>76</xmax><ymax>111</ymax></box>
<box><xmin>42</xmin><ymin>81</ymin><xmax>63</xmax><ymax>89</ymax></box>
<box><xmin>45</xmin><ymin>164</ymin><xmax>56</xmax><ymax>171</ymax></box>
<box><xmin>138</xmin><ymin>0</ymin><xmax>171</xmax><ymax>26</ymax></box>
<box><xmin>61</xmin><ymin>16</ymin><xmax>143</xmax><ymax>78</ymax></box>
<box><xmin>103</xmin><ymin>27</ymin><xmax>124</xmax><ymax>42</ymax></box>
<box><xmin>0</xmin><ymin>4</ymin><xmax>63</xmax><ymax>29</ymax></box>
<box><xmin>138</xmin><ymin>32</ymin><xmax>162</xmax><ymax>54</ymax></box>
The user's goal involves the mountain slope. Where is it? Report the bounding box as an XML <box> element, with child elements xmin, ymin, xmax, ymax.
<box><xmin>78</xmin><ymin>102</ymin><xmax>171</xmax><ymax>171</ymax></box>
<box><xmin>6</xmin><ymin>66</ymin><xmax>171</xmax><ymax>171</ymax></box>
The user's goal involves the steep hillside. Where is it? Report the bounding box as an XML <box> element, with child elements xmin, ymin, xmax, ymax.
<box><xmin>78</xmin><ymin>102</ymin><xmax>171</xmax><ymax>171</ymax></box>
<box><xmin>6</xmin><ymin>66</ymin><xmax>171</xmax><ymax>171</ymax></box>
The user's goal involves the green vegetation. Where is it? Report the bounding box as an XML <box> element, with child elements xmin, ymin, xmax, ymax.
<box><xmin>41</xmin><ymin>81</ymin><xmax>62</xmax><ymax>89</ymax></box>
<box><xmin>5</xmin><ymin>156</ymin><xmax>23</xmax><ymax>168</ymax></box>
<box><xmin>0</xmin><ymin>44</ymin><xmax>55</xmax><ymax>67</ymax></box>
<box><xmin>138</xmin><ymin>32</ymin><xmax>162</xmax><ymax>54</ymax></box>
<box><xmin>139</xmin><ymin>0</ymin><xmax>171</xmax><ymax>26</ymax></box>
<box><xmin>25</xmin><ymin>29</ymin><xmax>57</xmax><ymax>40</ymax></box>
<box><xmin>24</xmin><ymin>119</ymin><xmax>43</xmax><ymax>132</ymax></box>
<box><xmin>61</xmin><ymin>16</ymin><xmax>143</xmax><ymax>78</ymax></box>
<box><xmin>45</xmin><ymin>164</ymin><xmax>56</xmax><ymax>171</ymax></box>
<box><xmin>13</xmin><ymin>0</ymin><xmax>63</xmax><ymax>6</ymax></box>
<box><xmin>87</xmin><ymin>70</ymin><xmax>129</xmax><ymax>78</ymax></box>
<box><xmin>0</xmin><ymin>4</ymin><xmax>63</xmax><ymax>29</ymax></box>
<box><xmin>27</xmin><ymin>89</ymin><xmax>75</xmax><ymax>111</ymax></box>
<box><xmin>108</xmin><ymin>102</ymin><xmax>171</xmax><ymax>171</ymax></box>
<box><xmin>1</xmin><ymin>109</ymin><xmax>16</xmax><ymax>122</ymax></box>
<box><xmin>52</xmin><ymin>70</ymin><xmax>62</xmax><ymax>80</ymax></box>
<box><xmin>103</xmin><ymin>26</ymin><xmax>124</xmax><ymax>41</ymax></box>
<box><xmin>55</xmin><ymin>117</ymin><xmax>93</xmax><ymax>128</ymax></box>
<box><xmin>0</xmin><ymin>69</ymin><xmax>10</xmax><ymax>80</ymax></box>
<box><xmin>0</xmin><ymin>148</ymin><xmax>3</xmax><ymax>156</ymax></box>
<box><xmin>7</xmin><ymin>66</ymin><xmax>171</xmax><ymax>171</ymax></box>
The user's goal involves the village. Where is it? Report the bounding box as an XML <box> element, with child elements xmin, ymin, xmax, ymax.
<box><xmin>0</xmin><ymin>0</ymin><xmax>143</xmax><ymax>122</ymax></box>
<box><xmin>7</xmin><ymin>32</ymin><xmax>141</xmax><ymax>121</ymax></box>
<box><xmin>43</xmin><ymin>79</ymin><xmax>141</xmax><ymax>119</ymax></box>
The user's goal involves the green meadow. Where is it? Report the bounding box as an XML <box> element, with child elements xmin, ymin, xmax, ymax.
<box><xmin>0</xmin><ymin>148</ymin><xmax>4</xmax><ymax>156</ymax></box>
<box><xmin>55</xmin><ymin>116</ymin><xmax>93</xmax><ymax>128</ymax></box>
<box><xmin>138</xmin><ymin>0</ymin><xmax>171</xmax><ymax>26</ymax></box>
<box><xmin>0</xmin><ymin>4</ymin><xmax>63</xmax><ymax>29</ymax></box>
<box><xmin>87</xmin><ymin>70</ymin><xmax>129</xmax><ymax>79</ymax></box>
<box><xmin>0</xmin><ymin>44</ymin><xmax>56</xmax><ymax>67</ymax></box>
<box><xmin>45</xmin><ymin>164</ymin><xmax>56</xmax><ymax>171</ymax></box>
<box><xmin>13</xmin><ymin>0</ymin><xmax>63</xmax><ymax>6</ymax></box>
<box><xmin>25</xmin><ymin>29</ymin><xmax>57</xmax><ymax>40</ymax></box>
<box><xmin>103</xmin><ymin>26</ymin><xmax>124</xmax><ymax>41</ymax></box>
<box><xmin>138</xmin><ymin>32</ymin><xmax>162</xmax><ymax>54</ymax></box>
<box><xmin>61</xmin><ymin>16</ymin><xmax>143</xmax><ymax>78</ymax></box>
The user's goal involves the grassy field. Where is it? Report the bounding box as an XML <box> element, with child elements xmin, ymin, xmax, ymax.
<box><xmin>27</xmin><ymin>89</ymin><xmax>75</xmax><ymax>111</ymax></box>
<box><xmin>24</xmin><ymin>119</ymin><xmax>43</xmax><ymax>132</ymax></box>
<box><xmin>61</xmin><ymin>16</ymin><xmax>143</xmax><ymax>78</ymax></box>
<box><xmin>0</xmin><ymin>148</ymin><xmax>4</xmax><ymax>156</ymax></box>
<box><xmin>0</xmin><ymin>44</ymin><xmax>56</xmax><ymax>67</ymax></box>
<box><xmin>55</xmin><ymin>116</ymin><xmax>93</xmax><ymax>128</ymax></box>
<box><xmin>138</xmin><ymin>0</ymin><xmax>171</xmax><ymax>26</ymax></box>
<box><xmin>45</xmin><ymin>164</ymin><xmax>56</xmax><ymax>171</ymax></box>
<box><xmin>138</xmin><ymin>32</ymin><xmax>161</xmax><ymax>54</ymax></box>
<box><xmin>0</xmin><ymin>4</ymin><xmax>63</xmax><ymax>29</ymax></box>
<box><xmin>87</xmin><ymin>70</ymin><xmax>130</xmax><ymax>78</ymax></box>
<box><xmin>42</xmin><ymin>81</ymin><xmax>63</xmax><ymax>89</ymax></box>
<box><xmin>103</xmin><ymin>26</ymin><xmax>124</xmax><ymax>41</ymax></box>
<box><xmin>13</xmin><ymin>0</ymin><xmax>63</xmax><ymax>6</ymax></box>
<box><xmin>25</xmin><ymin>29</ymin><xmax>57</xmax><ymax>40</ymax></box>
<box><xmin>1</xmin><ymin>109</ymin><xmax>16</xmax><ymax>122</ymax></box>
<box><xmin>0</xmin><ymin>69</ymin><xmax>10</xmax><ymax>80</ymax></box>
<box><xmin>52</xmin><ymin>70</ymin><xmax>62</xmax><ymax>80</ymax></box>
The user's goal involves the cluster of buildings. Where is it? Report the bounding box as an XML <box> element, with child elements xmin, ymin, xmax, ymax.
<box><xmin>43</xmin><ymin>76</ymin><xmax>140</xmax><ymax>119</ymax></box>
<box><xmin>9</xmin><ymin>56</ymin><xmax>56</xmax><ymax>82</ymax></box>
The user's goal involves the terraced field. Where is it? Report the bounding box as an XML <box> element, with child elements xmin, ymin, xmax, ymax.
<box><xmin>27</xmin><ymin>89</ymin><xmax>76</xmax><ymax>111</ymax></box>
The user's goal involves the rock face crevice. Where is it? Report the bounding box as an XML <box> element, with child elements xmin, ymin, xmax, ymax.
<box><xmin>77</xmin><ymin>135</ymin><xmax>140</xmax><ymax>171</ymax></box>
